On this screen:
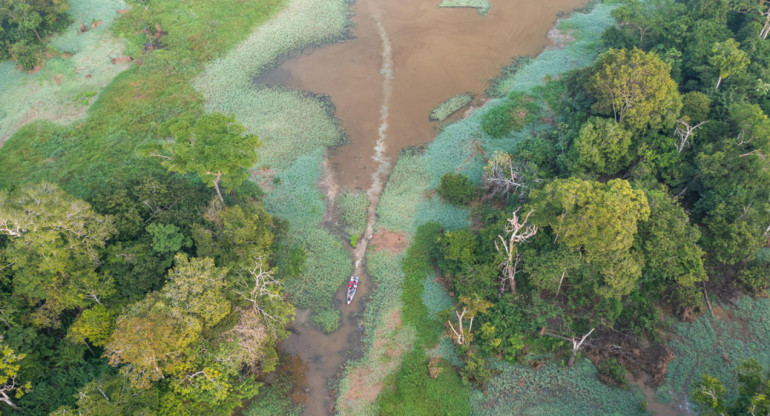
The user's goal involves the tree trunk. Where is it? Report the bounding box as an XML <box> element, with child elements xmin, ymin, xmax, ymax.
<box><xmin>715</xmin><ymin>76</ymin><xmax>722</xmax><ymax>90</ymax></box>
<box><xmin>0</xmin><ymin>391</ymin><xmax>19</xmax><ymax>411</ymax></box>
<box><xmin>213</xmin><ymin>173</ymin><xmax>224</xmax><ymax>202</ymax></box>
<box><xmin>568</xmin><ymin>328</ymin><xmax>595</xmax><ymax>367</ymax></box>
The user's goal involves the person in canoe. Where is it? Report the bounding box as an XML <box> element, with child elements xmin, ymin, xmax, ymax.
<box><xmin>346</xmin><ymin>276</ymin><xmax>359</xmax><ymax>305</ymax></box>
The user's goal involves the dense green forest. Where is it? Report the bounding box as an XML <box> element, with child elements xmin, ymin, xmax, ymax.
<box><xmin>1</xmin><ymin>0</ymin><xmax>770</xmax><ymax>414</ymax></box>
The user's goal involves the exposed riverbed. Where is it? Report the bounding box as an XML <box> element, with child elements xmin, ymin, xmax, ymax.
<box><xmin>266</xmin><ymin>0</ymin><xmax>589</xmax><ymax>414</ymax></box>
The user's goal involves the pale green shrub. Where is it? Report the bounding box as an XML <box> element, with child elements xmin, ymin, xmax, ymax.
<box><xmin>338</xmin><ymin>191</ymin><xmax>369</xmax><ymax>239</ymax></box>
<box><xmin>429</xmin><ymin>94</ymin><xmax>473</xmax><ymax>121</ymax></box>
<box><xmin>438</xmin><ymin>0</ymin><xmax>490</xmax><ymax>15</ymax></box>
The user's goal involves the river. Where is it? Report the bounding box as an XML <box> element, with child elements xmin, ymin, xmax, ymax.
<box><xmin>265</xmin><ymin>0</ymin><xmax>589</xmax><ymax>414</ymax></box>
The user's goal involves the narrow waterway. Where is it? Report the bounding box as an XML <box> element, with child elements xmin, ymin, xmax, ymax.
<box><xmin>266</xmin><ymin>0</ymin><xmax>589</xmax><ymax>414</ymax></box>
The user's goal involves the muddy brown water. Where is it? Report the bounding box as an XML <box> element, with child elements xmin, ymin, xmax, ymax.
<box><xmin>261</xmin><ymin>0</ymin><xmax>589</xmax><ymax>191</ymax></box>
<box><xmin>265</xmin><ymin>0</ymin><xmax>589</xmax><ymax>415</ymax></box>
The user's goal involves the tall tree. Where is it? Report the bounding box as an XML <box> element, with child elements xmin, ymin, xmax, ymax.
<box><xmin>709</xmin><ymin>39</ymin><xmax>750</xmax><ymax>90</ymax></box>
<box><xmin>158</xmin><ymin>113</ymin><xmax>261</xmax><ymax>202</ymax></box>
<box><xmin>528</xmin><ymin>178</ymin><xmax>650</xmax><ymax>297</ymax></box>
<box><xmin>571</xmin><ymin>117</ymin><xmax>634</xmax><ymax>175</ymax></box>
<box><xmin>0</xmin><ymin>183</ymin><xmax>116</xmax><ymax>328</ymax></box>
<box><xmin>588</xmin><ymin>48</ymin><xmax>682</xmax><ymax>130</ymax></box>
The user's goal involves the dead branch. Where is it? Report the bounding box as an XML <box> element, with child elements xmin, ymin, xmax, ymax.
<box><xmin>495</xmin><ymin>208</ymin><xmax>537</xmax><ymax>294</ymax></box>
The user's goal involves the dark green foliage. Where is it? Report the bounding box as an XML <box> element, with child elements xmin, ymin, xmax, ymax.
<box><xmin>437</xmin><ymin>173</ymin><xmax>475</xmax><ymax>206</ymax></box>
<box><xmin>378</xmin><ymin>349</ymin><xmax>471</xmax><ymax>416</ymax></box>
<box><xmin>0</xmin><ymin>0</ymin><xmax>70</xmax><ymax>69</ymax></box>
<box><xmin>481</xmin><ymin>92</ymin><xmax>541</xmax><ymax>138</ymax></box>
<box><xmin>736</xmin><ymin>263</ymin><xmax>770</xmax><ymax>294</ymax></box>
<box><xmin>376</xmin><ymin>223</ymin><xmax>472</xmax><ymax>414</ymax></box>
<box><xmin>598</xmin><ymin>358</ymin><xmax>627</xmax><ymax>388</ymax></box>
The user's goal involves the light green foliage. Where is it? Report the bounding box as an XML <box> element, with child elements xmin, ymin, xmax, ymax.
<box><xmin>588</xmin><ymin>47</ymin><xmax>681</xmax><ymax>130</ymax></box>
<box><xmin>471</xmin><ymin>360</ymin><xmax>645</xmax><ymax>415</ymax></box>
<box><xmin>0</xmin><ymin>342</ymin><xmax>31</xmax><ymax>410</ymax></box>
<box><xmin>681</xmin><ymin>91</ymin><xmax>711</xmax><ymax>123</ymax></box>
<box><xmin>163</xmin><ymin>254</ymin><xmax>231</xmax><ymax>327</ymax></box>
<box><xmin>338</xmin><ymin>191</ymin><xmax>369</xmax><ymax>239</ymax></box>
<box><xmin>572</xmin><ymin>116</ymin><xmax>633</xmax><ymax>175</ymax></box>
<box><xmin>161</xmin><ymin>113</ymin><xmax>261</xmax><ymax>199</ymax></box>
<box><xmin>430</xmin><ymin>94</ymin><xmax>473</xmax><ymax>121</ymax></box>
<box><xmin>528</xmin><ymin>178</ymin><xmax>650</xmax><ymax>298</ymax></box>
<box><xmin>709</xmin><ymin>38</ymin><xmax>749</xmax><ymax>90</ymax></box>
<box><xmin>438</xmin><ymin>0</ymin><xmax>489</xmax><ymax>15</ymax></box>
<box><xmin>693</xmin><ymin>374</ymin><xmax>726</xmax><ymax>415</ymax></box>
<box><xmin>106</xmin><ymin>293</ymin><xmax>202</xmax><ymax>389</ymax></box>
<box><xmin>728</xmin><ymin>102</ymin><xmax>769</xmax><ymax>151</ymax></box>
<box><xmin>50</xmin><ymin>373</ymin><xmax>158</xmax><ymax>416</ymax></box>
<box><xmin>0</xmin><ymin>0</ymin><xmax>129</xmax><ymax>143</ymax></box>
<box><xmin>66</xmin><ymin>304</ymin><xmax>117</xmax><ymax>347</ymax></box>
<box><xmin>193</xmin><ymin>201</ymin><xmax>275</xmax><ymax>269</ymax></box>
<box><xmin>0</xmin><ymin>182</ymin><xmax>116</xmax><ymax>327</ymax></box>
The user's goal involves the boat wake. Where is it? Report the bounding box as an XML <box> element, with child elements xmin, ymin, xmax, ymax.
<box><xmin>353</xmin><ymin>0</ymin><xmax>393</xmax><ymax>274</ymax></box>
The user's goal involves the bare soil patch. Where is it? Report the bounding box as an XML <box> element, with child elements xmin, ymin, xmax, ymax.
<box><xmin>368</xmin><ymin>228</ymin><xmax>409</xmax><ymax>253</ymax></box>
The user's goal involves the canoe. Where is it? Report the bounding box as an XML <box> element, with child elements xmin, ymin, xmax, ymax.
<box><xmin>346</xmin><ymin>276</ymin><xmax>359</xmax><ymax>305</ymax></box>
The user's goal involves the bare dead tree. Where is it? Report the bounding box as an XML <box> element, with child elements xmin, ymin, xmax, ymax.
<box><xmin>226</xmin><ymin>308</ymin><xmax>270</xmax><ymax>374</ymax></box>
<box><xmin>447</xmin><ymin>296</ymin><xmax>492</xmax><ymax>346</ymax></box>
<box><xmin>495</xmin><ymin>208</ymin><xmax>537</xmax><ymax>294</ymax></box>
<box><xmin>556</xmin><ymin>269</ymin><xmax>567</xmax><ymax>298</ymax></box>
<box><xmin>447</xmin><ymin>305</ymin><xmax>469</xmax><ymax>346</ymax></box>
<box><xmin>482</xmin><ymin>153</ymin><xmax>531</xmax><ymax>199</ymax></box>
<box><xmin>545</xmin><ymin>328</ymin><xmax>595</xmax><ymax>367</ymax></box>
<box><xmin>674</xmin><ymin>119</ymin><xmax>707</xmax><ymax>153</ymax></box>
<box><xmin>235</xmin><ymin>256</ymin><xmax>284</xmax><ymax>335</ymax></box>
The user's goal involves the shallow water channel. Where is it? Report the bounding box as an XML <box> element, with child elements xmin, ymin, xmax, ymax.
<box><xmin>265</xmin><ymin>0</ymin><xmax>588</xmax><ymax>414</ymax></box>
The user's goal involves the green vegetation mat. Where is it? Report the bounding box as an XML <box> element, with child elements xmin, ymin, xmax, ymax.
<box><xmin>338</xmin><ymin>191</ymin><xmax>369</xmax><ymax>242</ymax></box>
<box><xmin>429</xmin><ymin>94</ymin><xmax>473</xmax><ymax>121</ymax></box>
<box><xmin>438</xmin><ymin>0</ymin><xmax>490</xmax><ymax>16</ymax></box>
<box><xmin>471</xmin><ymin>360</ymin><xmax>646</xmax><ymax>416</ymax></box>
<box><xmin>657</xmin><ymin>297</ymin><xmax>770</xmax><ymax>407</ymax></box>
